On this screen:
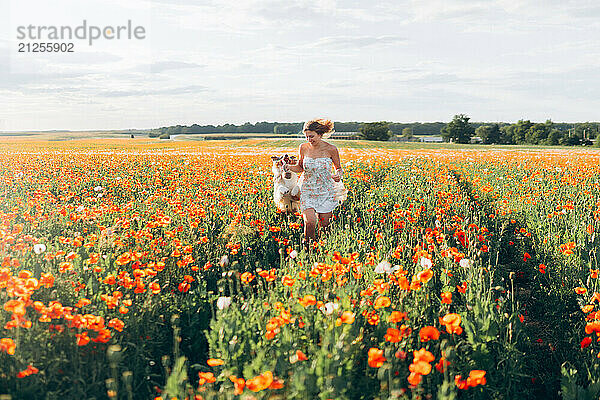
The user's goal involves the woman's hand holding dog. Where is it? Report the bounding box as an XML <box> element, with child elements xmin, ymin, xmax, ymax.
<box><xmin>332</xmin><ymin>169</ymin><xmax>343</xmax><ymax>182</ymax></box>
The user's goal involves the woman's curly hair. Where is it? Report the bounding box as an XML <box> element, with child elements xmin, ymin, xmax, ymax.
<box><xmin>303</xmin><ymin>119</ymin><xmax>334</xmax><ymax>138</ymax></box>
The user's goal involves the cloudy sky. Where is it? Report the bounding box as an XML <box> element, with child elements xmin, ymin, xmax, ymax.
<box><xmin>1</xmin><ymin>0</ymin><xmax>599</xmax><ymax>131</ymax></box>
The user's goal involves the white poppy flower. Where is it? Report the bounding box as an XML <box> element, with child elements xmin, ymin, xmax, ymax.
<box><xmin>420</xmin><ymin>257</ymin><xmax>432</xmax><ymax>269</ymax></box>
<box><xmin>323</xmin><ymin>302</ymin><xmax>339</xmax><ymax>316</ymax></box>
<box><xmin>217</xmin><ymin>297</ymin><xmax>232</xmax><ymax>310</ymax></box>
<box><xmin>219</xmin><ymin>255</ymin><xmax>229</xmax><ymax>268</ymax></box>
<box><xmin>375</xmin><ymin>260</ymin><xmax>391</xmax><ymax>274</ymax></box>
<box><xmin>459</xmin><ymin>258</ymin><xmax>473</xmax><ymax>268</ymax></box>
<box><xmin>33</xmin><ymin>244</ymin><xmax>46</xmax><ymax>254</ymax></box>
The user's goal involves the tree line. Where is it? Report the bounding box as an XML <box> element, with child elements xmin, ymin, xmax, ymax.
<box><xmin>150</xmin><ymin>118</ymin><xmax>599</xmax><ymax>146</ymax></box>
<box><xmin>359</xmin><ymin>116</ymin><xmax>599</xmax><ymax>146</ymax></box>
<box><xmin>151</xmin><ymin>122</ymin><xmax>460</xmax><ymax>137</ymax></box>
<box><xmin>439</xmin><ymin>114</ymin><xmax>598</xmax><ymax>146</ymax></box>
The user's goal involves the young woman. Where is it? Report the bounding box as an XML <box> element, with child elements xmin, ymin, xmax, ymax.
<box><xmin>284</xmin><ymin>118</ymin><xmax>346</xmax><ymax>249</ymax></box>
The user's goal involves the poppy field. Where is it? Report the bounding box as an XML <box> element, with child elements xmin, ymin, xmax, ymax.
<box><xmin>1</xmin><ymin>139</ymin><xmax>600</xmax><ymax>399</ymax></box>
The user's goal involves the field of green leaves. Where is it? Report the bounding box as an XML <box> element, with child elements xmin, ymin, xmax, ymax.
<box><xmin>1</xmin><ymin>139</ymin><xmax>599</xmax><ymax>399</ymax></box>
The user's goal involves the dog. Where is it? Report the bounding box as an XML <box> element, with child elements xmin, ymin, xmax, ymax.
<box><xmin>271</xmin><ymin>154</ymin><xmax>301</xmax><ymax>213</ymax></box>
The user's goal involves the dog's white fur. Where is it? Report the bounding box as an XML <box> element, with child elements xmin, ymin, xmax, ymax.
<box><xmin>271</xmin><ymin>154</ymin><xmax>301</xmax><ymax>213</ymax></box>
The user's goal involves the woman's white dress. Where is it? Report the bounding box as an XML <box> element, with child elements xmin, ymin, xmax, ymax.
<box><xmin>299</xmin><ymin>156</ymin><xmax>347</xmax><ymax>213</ymax></box>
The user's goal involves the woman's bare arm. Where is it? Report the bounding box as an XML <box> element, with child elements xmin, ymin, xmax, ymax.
<box><xmin>331</xmin><ymin>146</ymin><xmax>343</xmax><ymax>180</ymax></box>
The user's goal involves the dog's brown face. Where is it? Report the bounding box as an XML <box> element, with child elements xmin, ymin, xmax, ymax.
<box><xmin>271</xmin><ymin>154</ymin><xmax>298</xmax><ymax>180</ymax></box>
<box><xmin>271</xmin><ymin>154</ymin><xmax>297</xmax><ymax>164</ymax></box>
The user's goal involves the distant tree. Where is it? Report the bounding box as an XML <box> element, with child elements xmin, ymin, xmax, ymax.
<box><xmin>166</xmin><ymin>126</ymin><xmax>183</xmax><ymax>135</ymax></box>
<box><xmin>359</xmin><ymin>122</ymin><xmax>392</xmax><ymax>141</ymax></box>
<box><xmin>475</xmin><ymin>124</ymin><xmax>501</xmax><ymax>144</ymax></box>
<box><xmin>575</xmin><ymin>122</ymin><xmax>599</xmax><ymax>141</ymax></box>
<box><xmin>335</xmin><ymin>122</ymin><xmax>361</xmax><ymax>132</ymax></box>
<box><xmin>159</xmin><ymin>133</ymin><xmax>170</xmax><ymax>139</ymax></box>
<box><xmin>401</xmin><ymin>127</ymin><xmax>414</xmax><ymax>140</ymax></box>
<box><xmin>544</xmin><ymin>129</ymin><xmax>561</xmax><ymax>146</ymax></box>
<box><xmin>521</xmin><ymin>120</ymin><xmax>554</xmax><ymax>144</ymax></box>
<box><xmin>499</xmin><ymin>125</ymin><xmax>515</xmax><ymax>144</ymax></box>
<box><xmin>512</xmin><ymin>120</ymin><xmax>534</xmax><ymax>144</ymax></box>
<box><xmin>560</xmin><ymin>130</ymin><xmax>582</xmax><ymax>146</ymax></box>
<box><xmin>441</xmin><ymin>114</ymin><xmax>474</xmax><ymax>144</ymax></box>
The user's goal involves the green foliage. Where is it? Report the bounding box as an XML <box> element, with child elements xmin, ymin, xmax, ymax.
<box><xmin>561</xmin><ymin>364</ymin><xmax>600</xmax><ymax>400</ymax></box>
<box><xmin>401</xmin><ymin>127</ymin><xmax>414</xmax><ymax>140</ymax></box>
<box><xmin>4</xmin><ymin>142</ymin><xmax>600</xmax><ymax>399</ymax></box>
<box><xmin>475</xmin><ymin>124</ymin><xmax>501</xmax><ymax>144</ymax></box>
<box><xmin>441</xmin><ymin>114</ymin><xmax>475</xmax><ymax>144</ymax></box>
<box><xmin>150</xmin><ymin>120</ymin><xmax>600</xmax><ymax>146</ymax></box>
<box><xmin>359</xmin><ymin>122</ymin><xmax>392</xmax><ymax>141</ymax></box>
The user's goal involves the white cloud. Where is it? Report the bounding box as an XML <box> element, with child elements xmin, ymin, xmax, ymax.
<box><xmin>1</xmin><ymin>0</ymin><xmax>599</xmax><ymax>130</ymax></box>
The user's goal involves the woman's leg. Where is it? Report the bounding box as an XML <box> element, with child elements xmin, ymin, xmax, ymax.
<box><xmin>303</xmin><ymin>208</ymin><xmax>318</xmax><ymax>249</ymax></box>
<box><xmin>318</xmin><ymin>211</ymin><xmax>333</xmax><ymax>236</ymax></box>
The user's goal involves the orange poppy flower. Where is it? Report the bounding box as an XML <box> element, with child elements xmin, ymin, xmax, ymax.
<box><xmin>455</xmin><ymin>375</ymin><xmax>468</xmax><ymax>390</ymax></box>
<box><xmin>407</xmin><ymin>372</ymin><xmax>422</xmax><ymax>386</ymax></box>
<box><xmin>229</xmin><ymin>376</ymin><xmax>245</xmax><ymax>395</ymax></box>
<box><xmin>296</xmin><ymin>350</ymin><xmax>308</xmax><ymax>361</ymax></box>
<box><xmin>373</xmin><ymin>296</ymin><xmax>391</xmax><ymax>309</ymax></box>
<box><xmin>466</xmin><ymin>370</ymin><xmax>486</xmax><ymax>387</ymax></box>
<box><xmin>269</xmin><ymin>377</ymin><xmax>284</xmax><ymax>389</ymax></box>
<box><xmin>339</xmin><ymin>311</ymin><xmax>355</xmax><ymax>324</ymax></box>
<box><xmin>0</xmin><ymin>338</ymin><xmax>16</xmax><ymax>355</ymax></box>
<box><xmin>281</xmin><ymin>275</ymin><xmax>295</xmax><ymax>287</ymax></box>
<box><xmin>76</xmin><ymin>332</ymin><xmax>90</xmax><ymax>346</ymax></box>
<box><xmin>581</xmin><ymin>336</ymin><xmax>592</xmax><ymax>349</ymax></box>
<box><xmin>441</xmin><ymin>292</ymin><xmax>452</xmax><ymax>304</ymax></box>
<box><xmin>575</xmin><ymin>287</ymin><xmax>588</xmax><ymax>295</ymax></box>
<box><xmin>240</xmin><ymin>272</ymin><xmax>255</xmax><ymax>284</ymax></box>
<box><xmin>149</xmin><ymin>282</ymin><xmax>161</xmax><ymax>295</ymax></box>
<box><xmin>367</xmin><ymin>312</ymin><xmax>380</xmax><ymax>325</ymax></box>
<box><xmin>367</xmin><ymin>347</ymin><xmax>386</xmax><ymax>368</ymax></box>
<box><xmin>413</xmin><ymin>348</ymin><xmax>434</xmax><ymax>363</ymax></box>
<box><xmin>384</xmin><ymin>328</ymin><xmax>401</xmax><ymax>343</ymax></box>
<box><xmin>582</xmin><ymin>305</ymin><xmax>594</xmax><ymax>313</ymax></box>
<box><xmin>16</xmin><ymin>365</ymin><xmax>39</xmax><ymax>378</ymax></box>
<box><xmin>419</xmin><ymin>326</ymin><xmax>440</xmax><ymax>342</ymax></box>
<box><xmin>246</xmin><ymin>371</ymin><xmax>274</xmax><ymax>392</ymax></box>
<box><xmin>388</xmin><ymin>311</ymin><xmax>407</xmax><ymax>323</ymax></box>
<box><xmin>298</xmin><ymin>295</ymin><xmax>316</xmax><ymax>307</ymax></box>
<box><xmin>409</xmin><ymin>361</ymin><xmax>432</xmax><ymax>375</ymax></box>
<box><xmin>417</xmin><ymin>269</ymin><xmax>433</xmax><ymax>283</ymax></box>
<box><xmin>440</xmin><ymin>313</ymin><xmax>463</xmax><ymax>335</ymax></box>
<box><xmin>115</xmin><ymin>252</ymin><xmax>132</xmax><ymax>266</ymax></box>
<box><xmin>4</xmin><ymin>300</ymin><xmax>26</xmax><ymax>317</ymax></box>
<box><xmin>207</xmin><ymin>358</ymin><xmax>224</xmax><ymax>366</ymax></box>
<box><xmin>585</xmin><ymin>320</ymin><xmax>600</xmax><ymax>335</ymax></box>
<box><xmin>198</xmin><ymin>372</ymin><xmax>216</xmax><ymax>386</ymax></box>
<box><xmin>435</xmin><ymin>357</ymin><xmax>450</xmax><ymax>373</ymax></box>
